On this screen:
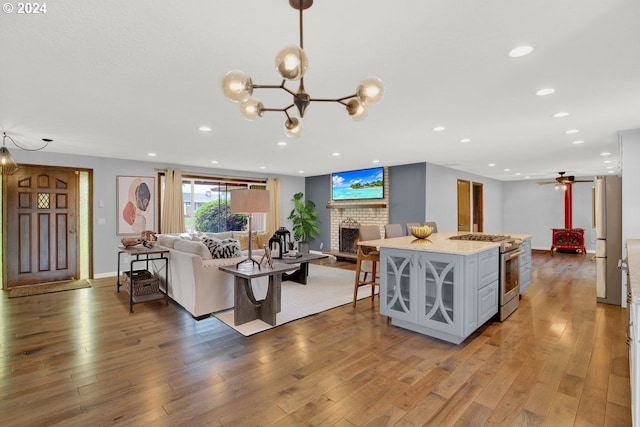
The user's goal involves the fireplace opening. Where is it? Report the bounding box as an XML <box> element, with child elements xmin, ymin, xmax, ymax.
<box><xmin>339</xmin><ymin>218</ymin><xmax>360</xmax><ymax>254</ymax></box>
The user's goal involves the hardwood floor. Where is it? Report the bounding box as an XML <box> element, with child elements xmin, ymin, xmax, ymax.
<box><xmin>0</xmin><ymin>251</ymin><xmax>631</xmax><ymax>426</ymax></box>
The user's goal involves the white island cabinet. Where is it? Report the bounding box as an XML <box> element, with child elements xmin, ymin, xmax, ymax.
<box><xmin>380</xmin><ymin>246</ymin><xmax>499</xmax><ymax>344</ymax></box>
<box><xmin>626</xmin><ymin>239</ymin><xmax>640</xmax><ymax>427</ymax></box>
<box><xmin>519</xmin><ymin>237</ymin><xmax>532</xmax><ymax>294</ymax></box>
<box><xmin>361</xmin><ymin>232</ymin><xmax>504</xmax><ymax>345</ymax></box>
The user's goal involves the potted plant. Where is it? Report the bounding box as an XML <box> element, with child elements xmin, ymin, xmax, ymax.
<box><xmin>287</xmin><ymin>192</ymin><xmax>320</xmax><ymax>253</ymax></box>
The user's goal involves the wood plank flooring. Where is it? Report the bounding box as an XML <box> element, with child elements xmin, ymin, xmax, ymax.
<box><xmin>0</xmin><ymin>251</ymin><xmax>631</xmax><ymax>426</ymax></box>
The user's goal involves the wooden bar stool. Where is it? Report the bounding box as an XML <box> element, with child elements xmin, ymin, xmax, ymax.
<box><xmin>353</xmin><ymin>225</ymin><xmax>381</xmax><ymax>307</ymax></box>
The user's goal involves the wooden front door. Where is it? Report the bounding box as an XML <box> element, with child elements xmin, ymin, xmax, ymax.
<box><xmin>457</xmin><ymin>179</ymin><xmax>471</xmax><ymax>232</ymax></box>
<box><xmin>4</xmin><ymin>166</ymin><xmax>79</xmax><ymax>287</ymax></box>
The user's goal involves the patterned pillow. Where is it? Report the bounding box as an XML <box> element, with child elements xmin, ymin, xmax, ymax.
<box><xmin>201</xmin><ymin>236</ymin><xmax>241</xmax><ymax>259</ymax></box>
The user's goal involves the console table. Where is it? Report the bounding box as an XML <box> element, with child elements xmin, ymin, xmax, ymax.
<box><xmin>117</xmin><ymin>245</ymin><xmax>169</xmax><ymax>313</ymax></box>
<box><xmin>550</xmin><ymin>228</ymin><xmax>586</xmax><ymax>256</ymax></box>
<box><xmin>219</xmin><ymin>263</ymin><xmax>297</xmax><ymax>326</ymax></box>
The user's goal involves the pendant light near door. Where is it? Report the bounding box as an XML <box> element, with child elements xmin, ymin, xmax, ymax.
<box><xmin>1</xmin><ymin>132</ymin><xmax>51</xmax><ymax>176</ymax></box>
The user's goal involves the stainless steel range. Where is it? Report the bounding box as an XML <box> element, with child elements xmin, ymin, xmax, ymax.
<box><xmin>450</xmin><ymin>233</ymin><xmax>523</xmax><ymax>321</ymax></box>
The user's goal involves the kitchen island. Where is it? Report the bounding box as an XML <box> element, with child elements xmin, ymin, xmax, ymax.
<box><xmin>359</xmin><ymin>232</ymin><xmax>532</xmax><ymax>344</ymax></box>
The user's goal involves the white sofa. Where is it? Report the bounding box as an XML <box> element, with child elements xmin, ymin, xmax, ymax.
<box><xmin>155</xmin><ymin>232</ymin><xmax>268</xmax><ymax>319</ymax></box>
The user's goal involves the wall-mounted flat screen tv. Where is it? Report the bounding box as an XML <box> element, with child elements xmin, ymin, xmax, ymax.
<box><xmin>331</xmin><ymin>166</ymin><xmax>384</xmax><ymax>201</ymax></box>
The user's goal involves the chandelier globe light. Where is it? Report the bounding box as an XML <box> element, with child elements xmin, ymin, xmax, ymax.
<box><xmin>221</xmin><ymin>0</ymin><xmax>384</xmax><ymax>138</ymax></box>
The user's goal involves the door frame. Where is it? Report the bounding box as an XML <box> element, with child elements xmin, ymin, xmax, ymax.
<box><xmin>1</xmin><ymin>164</ymin><xmax>93</xmax><ymax>289</ymax></box>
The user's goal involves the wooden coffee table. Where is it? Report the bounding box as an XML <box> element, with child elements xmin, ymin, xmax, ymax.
<box><xmin>278</xmin><ymin>253</ymin><xmax>328</xmax><ymax>285</ymax></box>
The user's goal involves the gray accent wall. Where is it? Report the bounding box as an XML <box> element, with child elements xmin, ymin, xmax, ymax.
<box><xmin>304</xmin><ymin>174</ymin><xmax>331</xmax><ymax>251</ymax></box>
<box><xmin>388</xmin><ymin>163</ymin><xmax>426</xmax><ymax>233</ymax></box>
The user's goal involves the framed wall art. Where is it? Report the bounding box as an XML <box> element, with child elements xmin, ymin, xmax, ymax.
<box><xmin>117</xmin><ymin>175</ymin><xmax>155</xmax><ymax>235</ymax></box>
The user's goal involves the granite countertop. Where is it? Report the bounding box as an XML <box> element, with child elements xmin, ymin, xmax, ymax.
<box><xmin>627</xmin><ymin>239</ymin><xmax>640</xmax><ymax>302</ymax></box>
<box><xmin>359</xmin><ymin>232</ymin><xmax>533</xmax><ymax>255</ymax></box>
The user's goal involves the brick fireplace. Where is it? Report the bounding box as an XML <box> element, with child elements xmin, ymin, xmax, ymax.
<box><xmin>327</xmin><ymin>171</ymin><xmax>390</xmax><ymax>254</ymax></box>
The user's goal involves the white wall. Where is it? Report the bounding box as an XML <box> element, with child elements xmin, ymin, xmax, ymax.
<box><xmin>503</xmin><ymin>177</ymin><xmax>596</xmax><ymax>251</ymax></box>
<box><xmin>425</xmin><ymin>163</ymin><xmax>504</xmax><ymax>233</ymax></box>
<box><xmin>7</xmin><ymin>149</ymin><xmax>304</xmax><ymax>276</ymax></box>
<box><xmin>621</xmin><ymin>128</ymin><xmax>640</xmax><ymax>243</ymax></box>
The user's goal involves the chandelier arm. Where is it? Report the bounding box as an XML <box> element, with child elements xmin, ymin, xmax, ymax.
<box><xmin>309</xmin><ymin>93</ymin><xmax>358</xmax><ymax>104</ymax></box>
<box><xmin>260</xmin><ymin>104</ymin><xmax>296</xmax><ymax>113</ymax></box>
<box><xmin>252</xmin><ymin>81</ymin><xmax>297</xmax><ymax>97</ymax></box>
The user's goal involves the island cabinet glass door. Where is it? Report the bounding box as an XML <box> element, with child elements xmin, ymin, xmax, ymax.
<box><xmin>417</xmin><ymin>253</ymin><xmax>464</xmax><ymax>337</ymax></box>
<box><xmin>380</xmin><ymin>249</ymin><xmax>416</xmax><ymax>323</ymax></box>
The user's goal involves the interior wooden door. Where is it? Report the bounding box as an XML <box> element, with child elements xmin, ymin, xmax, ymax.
<box><xmin>4</xmin><ymin>166</ymin><xmax>79</xmax><ymax>287</ymax></box>
<box><xmin>457</xmin><ymin>179</ymin><xmax>471</xmax><ymax>232</ymax></box>
<box><xmin>473</xmin><ymin>182</ymin><xmax>484</xmax><ymax>232</ymax></box>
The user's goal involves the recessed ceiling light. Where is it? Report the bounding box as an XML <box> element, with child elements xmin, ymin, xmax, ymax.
<box><xmin>504</xmin><ymin>168</ymin><xmax>511</xmax><ymax>172</ymax></box>
<box><xmin>372</xmin><ymin>159</ymin><xmax>380</xmax><ymax>163</ymax></box>
<box><xmin>259</xmin><ymin>166</ymin><xmax>266</xmax><ymax>169</ymax></box>
<box><xmin>298</xmin><ymin>170</ymin><xmax>304</xmax><ymax>174</ymax></box>
<box><xmin>601</xmin><ymin>152</ymin><xmax>611</xmax><ymax>156</ymax></box>
<box><xmin>488</xmin><ymin>163</ymin><xmax>496</xmax><ymax>167</ymax></box>
<box><xmin>515</xmin><ymin>172</ymin><xmax>521</xmax><ymax>176</ymax></box>
<box><xmin>606</xmin><ymin>166</ymin><xmax>614</xmax><ymax>169</ymax></box>
<box><xmin>608</xmin><ymin>170</ymin><xmax>615</xmax><ymax>174</ymax></box>
<box><xmin>572</xmin><ymin>140</ymin><xmax>584</xmax><ymax>145</ymax></box>
<box><xmin>211</xmin><ymin>160</ymin><xmax>219</xmax><ymax>164</ymax></box>
<box><xmin>147</xmin><ymin>152</ymin><xmax>156</xmax><ymax>157</ymax></box>
<box><xmin>332</xmin><ymin>152</ymin><xmax>340</xmax><ymax>156</ymax></box>
<box><xmin>459</xmin><ymin>138</ymin><xmax>471</xmax><ymax>143</ymax></box>
<box><xmin>603</xmin><ymin>160</ymin><xmax>612</xmax><ymax>164</ymax></box>
<box><xmin>553</xmin><ymin>112</ymin><xmax>570</xmax><ymax>118</ymax></box>
<box><xmin>198</xmin><ymin>126</ymin><xmax>212</xmax><ymax>132</ymax></box>
<box><xmin>536</xmin><ymin>88</ymin><xmax>555</xmax><ymax>96</ymax></box>
<box><xmin>277</xmin><ymin>141</ymin><xmax>287</xmax><ymax>146</ymax></box>
<box><xmin>508</xmin><ymin>45</ymin><xmax>534</xmax><ymax>58</ymax></box>
<box><xmin>525</xmin><ymin>176</ymin><xmax>531</xmax><ymax>179</ymax></box>
<box><xmin>565</xmin><ymin>129</ymin><xmax>579</xmax><ymax>134</ymax></box>
<box><xmin>432</xmin><ymin>126</ymin><xmax>445</xmax><ymax>132</ymax></box>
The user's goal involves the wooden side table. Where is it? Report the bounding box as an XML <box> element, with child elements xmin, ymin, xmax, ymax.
<box><xmin>219</xmin><ymin>263</ymin><xmax>297</xmax><ymax>326</ymax></box>
<box><xmin>117</xmin><ymin>245</ymin><xmax>170</xmax><ymax>313</ymax></box>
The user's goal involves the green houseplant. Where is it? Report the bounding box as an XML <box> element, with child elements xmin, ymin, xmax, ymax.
<box><xmin>287</xmin><ymin>192</ymin><xmax>320</xmax><ymax>253</ymax></box>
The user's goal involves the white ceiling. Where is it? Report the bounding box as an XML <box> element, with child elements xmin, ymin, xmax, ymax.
<box><xmin>1</xmin><ymin>0</ymin><xmax>639</xmax><ymax>181</ymax></box>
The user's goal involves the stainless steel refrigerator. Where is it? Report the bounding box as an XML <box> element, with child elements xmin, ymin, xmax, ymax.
<box><xmin>594</xmin><ymin>175</ymin><xmax>622</xmax><ymax>305</ymax></box>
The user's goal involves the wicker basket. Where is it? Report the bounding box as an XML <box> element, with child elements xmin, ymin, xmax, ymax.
<box><xmin>122</xmin><ymin>270</ymin><xmax>160</xmax><ymax>296</ymax></box>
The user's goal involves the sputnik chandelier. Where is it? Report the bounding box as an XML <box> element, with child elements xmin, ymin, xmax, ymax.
<box><xmin>221</xmin><ymin>0</ymin><xmax>384</xmax><ymax>138</ymax></box>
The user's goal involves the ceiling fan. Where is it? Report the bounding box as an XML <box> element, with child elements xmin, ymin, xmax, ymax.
<box><xmin>536</xmin><ymin>171</ymin><xmax>592</xmax><ymax>185</ymax></box>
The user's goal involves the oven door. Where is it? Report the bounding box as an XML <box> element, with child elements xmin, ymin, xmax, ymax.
<box><xmin>501</xmin><ymin>249</ymin><xmax>524</xmax><ymax>304</ymax></box>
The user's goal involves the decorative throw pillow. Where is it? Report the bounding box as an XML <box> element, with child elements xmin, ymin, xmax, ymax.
<box><xmin>201</xmin><ymin>236</ymin><xmax>241</xmax><ymax>259</ymax></box>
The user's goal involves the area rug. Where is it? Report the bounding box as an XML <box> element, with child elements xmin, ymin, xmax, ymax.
<box><xmin>213</xmin><ymin>264</ymin><xmax>377</xmax><ymax>336</ymax></box>
<box><xmin>7</xmin><ymin>279</ymin><xmax>91</xmax><ymax>298</ymax></box>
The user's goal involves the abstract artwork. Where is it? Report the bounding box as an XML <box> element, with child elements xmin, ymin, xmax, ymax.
<box><xmin>117</xmin><ymin>176</ymin><xmax>154</xmax><ymax>235</ymax></box>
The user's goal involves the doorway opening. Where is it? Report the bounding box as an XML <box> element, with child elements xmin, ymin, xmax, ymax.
<box><xmin>457</xmin><ymin>179</ymin><xmax>484</xmax><ymax>233</ymax></box>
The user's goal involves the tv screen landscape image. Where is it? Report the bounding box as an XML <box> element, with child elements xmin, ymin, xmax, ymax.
<box><xmin>332</xmin><ymin>167</ymin><xmax>384</xmax><ymax>201</ymax></box>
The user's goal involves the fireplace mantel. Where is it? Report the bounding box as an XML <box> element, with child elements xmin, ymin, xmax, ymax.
<box><xmin>326</xmin><ymin>202</ymin><xmax>388</xmax><ymax>209</ymax></box>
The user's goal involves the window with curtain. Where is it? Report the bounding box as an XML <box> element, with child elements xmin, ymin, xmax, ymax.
<box><xmin>159</xmin><ymin>174</ymin><xmax>267</xmax><ymax>234</ymax></box>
